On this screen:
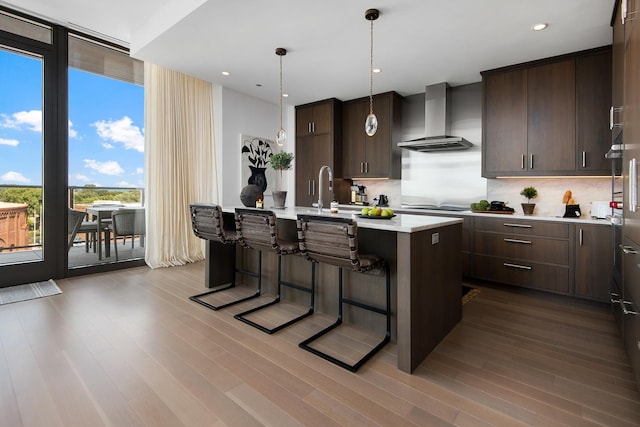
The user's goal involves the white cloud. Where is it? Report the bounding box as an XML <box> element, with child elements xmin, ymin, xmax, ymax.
<box><xmin>135</xmin><ymin>167</ymin><xmax>143</xmax><ymax>175</ymax></box>
<box><xmin>1</xmin><ymin>171</ymin><xmax>30</xmax><ymax>183</ymax></box>
<box><xmin>74</xmin><ymin>173</ymin><xmax>90</xmax><ymax>182</ymax></box>
<box><xmin>93</xmin><ymin>116</ymin><xmax>144</xmax><ymax>152</ymax></box>
<box><xmin>1</xmin><ymin>110</ymin><xmax>42</xmax><ymax>132</ymax></box>
<box><xmin>83</xmin><ymin>159</ymin><xmax>124</xmax><ymax>175</ymax></box>
<box><xmin>102</xmin><ymin>142</ymin><xmax>114</xmax><ymax>149</ymax></box>
<box><xmin>0</xmin><ymin>138</ymin><xmax>19</xmax><ymax>146</ymax></box>
<box><xmin>117</xmin><ymin>180</ymin><xmax>135</xmax><ymax>187</ymax></box>
<box><xmin>68</xmin><ymin>120</ymin><xmax>78</xmax><ymax>139</ymax></box>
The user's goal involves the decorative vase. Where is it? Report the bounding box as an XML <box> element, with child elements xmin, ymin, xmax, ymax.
<box><xmin>240</xmin><ymin>185</ymin><xmax>263</xmax><ymax>207</ymax></box>
<box><xmin>248</xmin><ymin>166</ymin><xmax>267</xmax><ymax>192</ymax></box>
<box><xmin>272</xmin><ymin>190</ymin><xmax>287</xmax><ymax>209</ymax></box>
<box><xmin>521</xmin><ymin>203</ymin><xmax>535</xmax><ymax>215</ymax></box>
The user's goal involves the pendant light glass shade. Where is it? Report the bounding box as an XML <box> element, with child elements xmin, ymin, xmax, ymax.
<box><xmin>276</xmin><ymin>128</ymin><xmax>287</xmax><ymax>146</ymax></box>
<box><xmin>276</xmin><ymin>47</ymin><xmax>287</xmax><ymax>146</ymax></box>
<box><xmin>364</xmin><ymin>8</ymin><xmax>379</xmax><ymax>137</ymax></box>
<box><xmin>365</xmin><ymin>113</ymin><xmax>378</xmax><ymax>136</ymax></box>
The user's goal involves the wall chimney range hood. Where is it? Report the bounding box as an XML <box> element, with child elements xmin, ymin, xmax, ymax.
<box><xmin>398</xmin><ymin>82</ymin><xmax>473</xmax><ymax>152</ymax></box>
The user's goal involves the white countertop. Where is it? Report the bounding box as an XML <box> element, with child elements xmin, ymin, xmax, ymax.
<box><xmin>222</xmin><ymin>206</ymin><xmax>462</xmax><ymax>233</ymax></box>
<box><xmin>338</xmin><ymin>204</ymin><xmax>612</xmax><ymax>226</ymax></box>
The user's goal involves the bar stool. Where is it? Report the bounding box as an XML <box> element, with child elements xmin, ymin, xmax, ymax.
<box><xmin>296</xmin><ymin>214</ymin><xmax>391</xmax><ymax>372</ymax></box>
<box><xmin>189</xmin><ymin>203</ymin><xmax>261</xmax><ymax>310</ymax></box>
<box><xmin>233</xmin><ymin>208</ymin><xmax>315</xmax><ymax>334</ymax></box>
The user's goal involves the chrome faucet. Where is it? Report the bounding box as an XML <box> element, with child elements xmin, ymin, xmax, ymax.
<box><xmin>318</xmin><ymin>165</ymin><xmax>333</xmax><ymax>214</ymax></box>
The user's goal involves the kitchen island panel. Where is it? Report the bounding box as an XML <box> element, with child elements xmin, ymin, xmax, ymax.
<box><xmin>397</xmin><ymin>223</ymin><xmax>462</xmax><ymax>373</ymax></box>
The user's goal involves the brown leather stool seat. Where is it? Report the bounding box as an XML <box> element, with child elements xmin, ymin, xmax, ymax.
<box><xmin>296</xmin><ymin>214</ymin><xmax>391</xmax><ymax>372</ymax></box>
<box><xmin>189</xmin><ymin>203</ymin><xmax>262</xmax><ymax>310</ymax></box>
<box><xmin>233</xmin><ymin>208</ymin><xmax>315</xmax><ymax>334</ymax></box>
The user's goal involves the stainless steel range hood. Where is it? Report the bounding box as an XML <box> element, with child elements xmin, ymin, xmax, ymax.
<box><xmin>398</xmin><ymin>82</ymin><xmax>473</xmax><ymax>152</ymax></box>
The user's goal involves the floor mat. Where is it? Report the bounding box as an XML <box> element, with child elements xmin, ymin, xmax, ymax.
<box><xmin>0</xmin><ymin>279</ymin><xmax>62</xmax><ymax>305</ymax></box>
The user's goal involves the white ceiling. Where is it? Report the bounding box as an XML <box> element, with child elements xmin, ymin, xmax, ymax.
<box><xmin>2</xmin><ymin>0</ymin><xmax>615</xmax><ymax>106</ymax></box>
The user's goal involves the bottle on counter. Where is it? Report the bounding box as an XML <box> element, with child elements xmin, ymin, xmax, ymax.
<box><xmin>330</xmin><ymin>199</ymin><xmax>339</xmax><ymax>214</ymax></box>
<box><xmin>256</xmin><ymin>198</ymin><xmax>263</xmax><ymax>209</ymax></box>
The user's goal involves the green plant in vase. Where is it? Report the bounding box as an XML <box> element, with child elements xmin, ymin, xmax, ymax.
<box><xmin>520</xmin><ymin>186</ymin><xmax>538</xmax><ymax>215</ymax></box>
<box><xmin>269</xmin><ymin>151</ymin><xmax>294</xmax><ymax>208</ymax></box>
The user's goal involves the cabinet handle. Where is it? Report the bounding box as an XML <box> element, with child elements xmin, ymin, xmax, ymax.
<box><xmin>308</xmin><ymin>180</ymin><xmax>311</xmax><ymax>196</ymax></box>
<box><xmin>621</xmin><ymin>244</ymin><xmax>638</xmax><ymax>254</ymax></box>
<box><xmin>610</xmin><ymin>106</ymin><xmax>623</xmax><ymax>129</ymax></box>
<box><xmin>610</xmin><ymin>106</ymin><xmax>614</xmax><ymax>129</ymax></box>
<box><xmin>312</xmin><ymin>180</ymin><xmax>315</xmax><ymax>196</ymax></box>
<box><xmin>579</xmin><ymin>228</ymin><xmax>583</xmax><ymax>246</ymax></box>
<box><xmin>504</xmin><ymin>262</ymin><xmax>532</xmax><ymax>270</ymax></box>
<box><xmin>312</xmin><ymin>122</ymin><xmax>315</xmax><ymax>133</ymax></box>
<box><xmin>308</xmin><ymin>122</ymin><xmax>312</xmax><ymax>134</ymax></box>
<box><xmin>611</xmin><ymin>292</ymin><xmax>621</xmax><ymax>304</ymax></box>
<box><xmin>503</xmin><ymin>223</ymin><xmax>532</xmax><ymax>228</ymax></box>
<box><xmin>581</xmin><ymin>151</ymin><xmax>586</xmax><ymax>168</ymax></box>
<box><xmin>631</xmin><ymin>158</ymin><xmax>638</xmax><ymax>213</ymax></box>
<box><xmin>521</xmin><ymin>154</ymin><xmax>525</xmax><ymax>170</ymax></box>
<box><xmin>530</xmin><ymin>154</ymin><xmax>534</xmax><ymax>169</ymax></box>
<box><xmin>365</xmin><ymin>162</ymin><xmax>369</xmax><ymax>173</ymax></box>
<box><xmin>504</xmin><ymin>238</ymin><xmax>532</xmax><ymax>244</ymax></box>
<box><xmin>622</xmin><ymin>300</ymin><xmax>638</xmax><ymax>316</ymax></box>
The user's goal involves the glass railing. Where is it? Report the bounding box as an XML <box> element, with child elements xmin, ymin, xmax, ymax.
<box><xmin>0</xmin><ymin>184</ymin><xmax>145</xmax><ymax>254</ymax></box>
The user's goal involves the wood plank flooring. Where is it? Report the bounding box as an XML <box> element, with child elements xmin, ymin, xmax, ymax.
<box><xmin>0</xmin><ymin>261</ymin><xmax>638</xmax><ymax>426</ymax></box>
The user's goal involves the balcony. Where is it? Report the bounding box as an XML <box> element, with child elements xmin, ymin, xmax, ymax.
<box><xmin>0</xmin><ymin>185</ymin><xmax>146</xmax><ymax>268</ymax></box>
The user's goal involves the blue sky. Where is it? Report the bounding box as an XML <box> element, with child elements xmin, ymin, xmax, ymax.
<box><xmin>0</xmin><ymin>48</ymin><xmax>144</xmax><ymax>188</ymax></box>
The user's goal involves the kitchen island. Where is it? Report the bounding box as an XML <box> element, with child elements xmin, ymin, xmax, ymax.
<box><xmin>205</xmin><ymin>206</ymin><xmax>463</xmax><ymax>373</ymax></box>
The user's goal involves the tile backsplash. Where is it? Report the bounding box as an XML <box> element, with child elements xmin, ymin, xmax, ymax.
<box><xmin>486</xmin><ymin>178</ymin><xmax>612</xmax><ymax>218</ymax></box>
<box><xmin>355</xmin><ymin>177</ymin><xmax>613</xmax><ymax>218</ymax></box>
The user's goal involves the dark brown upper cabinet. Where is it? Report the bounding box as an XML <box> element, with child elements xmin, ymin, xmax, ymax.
<box><xmin>342</xmin><ymin>91</ymin><xmax>403</xmax><ymax>179</ymax></box>
<box><xmin>482</xmin><ymin>46</ymin><xmax>612</xmax><ymax>178</ymax></box>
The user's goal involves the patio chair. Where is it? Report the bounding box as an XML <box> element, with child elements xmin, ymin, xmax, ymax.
<box><xmin>67</xmin><ymin>209</ymin><xmax>86</xmax><ymax>252</ymax></box>
<box><xmin>109</xmin><ymin>208</ymin><xmax>145</xmax><ymax>261</ymax></box>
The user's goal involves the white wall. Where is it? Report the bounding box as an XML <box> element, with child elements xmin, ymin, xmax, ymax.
<box><xmin>213</xmin><ymin>86</ymin><xmax>294</xmax><ymax>207</ymax></box>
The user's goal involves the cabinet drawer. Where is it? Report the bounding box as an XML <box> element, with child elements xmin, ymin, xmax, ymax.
<box><xmin>474</xmin><ymin>217</ymin><xmax>569</xmax><ymax>238</ymax></box>
<box><xmin>472</xmin><ymin>254</ymin><xmax>570</xmax><ymax>293</ymax></box>
<box><xmin>474</xmin><ymin>232</ymin><xmax>569</xmax><ymax>265</ymax></box>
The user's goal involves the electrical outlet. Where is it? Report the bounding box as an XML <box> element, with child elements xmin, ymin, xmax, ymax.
<box><xmin>432</xmin><ymin>233</ymin><xmax>439</xmax><ymax>244</ymax></box>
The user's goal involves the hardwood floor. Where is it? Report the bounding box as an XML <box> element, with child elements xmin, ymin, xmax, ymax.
<box><xmin>0</xmin><ymin>261</ymin><xmax>638</xmax><ymax>426</ymax></box>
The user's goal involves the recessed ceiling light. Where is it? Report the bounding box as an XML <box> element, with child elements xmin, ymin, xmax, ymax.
<box><xmin>282</xmin><ymin>93</ymin><xmax>289</xmax><ymax>98</ymax></box>
<box><xmin>373</xmin><ymin>68</ymin><xmax>381</xmax><ymax>73</ymax></box>
<box><xmin>532</xmin><ymin>23</ymin><xmax>548</xmax><ymax>31</ymax></box>
<box><xmin>221</xmin><ymin>71</ymin><xmax>230</xmax><ymax>76</ymax></box>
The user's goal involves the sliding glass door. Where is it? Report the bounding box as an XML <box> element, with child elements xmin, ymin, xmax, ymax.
<box><xmin>0</xmin><ymin>46</ymin><xmax>44</xmax><ymax>267</ymax></box>
<box><xmin>0</xmin><ymin>11</ymin><xmax>64</xmax><ymax>286</ymax></box>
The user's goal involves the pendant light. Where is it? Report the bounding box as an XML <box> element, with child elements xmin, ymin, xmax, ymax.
<box><xmin>276</xmin><ymin>47</ymin><xmax>287</xmax><ymax>146</ymax></box>
<box><xmin>364</xmin><ymin>8</ymin><xmax>379</xmax><ymax>137</ymax></box>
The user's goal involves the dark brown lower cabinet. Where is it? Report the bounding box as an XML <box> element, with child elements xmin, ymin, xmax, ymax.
<box><xmin>471</xmin><ymin>217</ymin><xmax>572</xmax><ymax>294</ymax></box>
<box><xmin>574</xmin><ymin>224</ymin><xmax>613</xmax><ymax>302</ymax></box>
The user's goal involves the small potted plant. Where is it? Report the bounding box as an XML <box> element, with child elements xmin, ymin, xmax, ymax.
<box><xmin>520</xmin><ymin>186</ymin><xmax>538</xmax><ymax>215</ymax></box>
<box><xmin>269</xmin><ymin>151</ymin><xmax>294</xmax><ymax>208</ymax></box>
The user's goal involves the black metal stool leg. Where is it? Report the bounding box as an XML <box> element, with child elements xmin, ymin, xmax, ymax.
<box><xmin>234</xmin><ymin>257</ymin><xmax>315</xmax><ymax>334</ymax></box>
<box><xmin>190</xmin><ymin>250</ymin><xmax>262</xmax><ymax>310</ymax></box>
<box><xmin>299</xmin><ymin>265</ymin><xmax>391</xmax><ymax>372</ymax></box>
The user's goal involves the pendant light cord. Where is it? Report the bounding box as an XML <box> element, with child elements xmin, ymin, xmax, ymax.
<box><xmin>280</xmin><ymin>53</ymin><xmax>283</xmax><ymax>129</ymax></box>
<box><xmin>369</xmin><ymin>17</ymin><xmax>374</xmax><ymax>115</ymax></box>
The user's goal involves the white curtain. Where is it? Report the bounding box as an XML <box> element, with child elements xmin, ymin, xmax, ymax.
<box><xmin>144</xmin><ymin>63</ymin><xmax>217</xmax><ymax>268</ymax></box>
